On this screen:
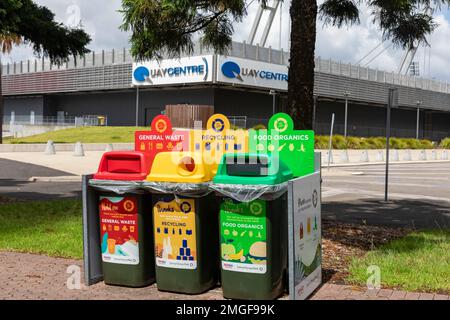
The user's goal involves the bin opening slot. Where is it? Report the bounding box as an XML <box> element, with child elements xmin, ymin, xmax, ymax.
<box><xmin>106</xmin><ymin>157</ymin><xmax>142</xmax><ymax>174</ymax></box>
<box><xmin>178</xmin><ymin>156</ymin><xmax>196</xmax><ymax>175</ymax></box>
<box><xmin>225</xmin><ymin>155</ymin><xmax>269</xmax><ymax>176</ymax></box>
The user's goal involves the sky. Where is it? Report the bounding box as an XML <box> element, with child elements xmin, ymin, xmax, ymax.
<box><xmin>3</xmin><ymin>0</ymin><xmax>450</xmax><ymax>81</ymax></box>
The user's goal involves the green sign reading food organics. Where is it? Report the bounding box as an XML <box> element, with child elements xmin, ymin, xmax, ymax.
<box><xmin>249</xmin><ymin>113</ymin><xmax>315</xmax><ymax>177</ymax></box>
<box><xmin>220</xmin><ymin>199</ymin><xmax>267</xmax><ymax>274</ymax></box>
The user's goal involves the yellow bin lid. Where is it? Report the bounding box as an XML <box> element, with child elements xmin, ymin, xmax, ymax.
<box><xmin>146</xmin><ymin>152</ymin><xmax>214</xmax><ymax>183</ymax></box>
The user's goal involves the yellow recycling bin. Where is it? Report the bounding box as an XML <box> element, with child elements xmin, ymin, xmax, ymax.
<box><xmin>145</xmin><ymin>152</ymin><xmax>219</xmax><ymax>294</ymax></box>
<box><xmin>147</xmin><ymin>152</ymin><xmax>213</xmax><ymax>183</ymax></box>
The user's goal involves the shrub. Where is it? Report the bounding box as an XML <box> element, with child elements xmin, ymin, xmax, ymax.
<box><xmin>440</xmin><ymin>138</ymin><xmax>450</xmax><ymax>149</ymax></box>
<box><xmin>332</xmin><ymin>135</ymin><xmax>347</xmax><ymax>149</ymax></box>
<box><xmin>419</xmin><ymin>139</ymin><xmax>434</xmax><ymax>149</ymax></box>
<box><xmin>365</xmin><ymin>137</ymin><xmax>385</xmax><ymax>149</ymax></box>
<box><xmin>404</xmin><ymin>138</ymin><xmax>422</xmax><ymax>149</ymax></box>
<box><xmin>252</xmin><ymin>124</ymin><xmax>266</xmax><ymax>130</ymax></box>
<box><xmin>313</xmin><ymin>135</ymin><xmax>435</xmax><ymax>150</ymax></box>
<box><xmin>315</xmin><ymin>136</ymin><xmax>329</xmax><ymax>149</ymax></box>
<box><xmin>346</xmin><ymin>137</ymin><xmax>362</xmax><ymax>149</ymax></box>
<box><xmin>390</xmin><ymin>138</ymin><xmax>407</xmax><ymax>149</ymax></box>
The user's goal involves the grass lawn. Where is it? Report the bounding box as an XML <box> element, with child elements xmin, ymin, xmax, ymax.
<box><xmin>347</xmin><ymin>229</ymin><xmax>450</xmax><ymax>294</ymax></box>
<box><xmin>7</xmin><ymin>126</ymin><xmax>148</xmax><ymax>144</ymax></box>
<box><xmin>0</xmin><ymin>199</ymin><xmax>83</xmax><ymax>259</ymax></box>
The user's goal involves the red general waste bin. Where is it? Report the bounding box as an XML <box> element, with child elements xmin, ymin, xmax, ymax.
<box><xmin>93</xmin><ymin>151</ymin><xmax>155</xmax><ymax>287</ymax></box>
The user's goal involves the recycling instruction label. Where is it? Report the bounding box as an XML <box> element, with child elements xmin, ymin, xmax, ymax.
<box><xmin>99</xmin><ymin>196</ymin><xmax>139</xmax><ymax>265</ymax></box>
<box><xmin>220</xmin><ymin>199</ymin><xmax>267</xmax><ymax>274</ymax></box>
<box><xmin>153</xmin><ymin>198</ymin><xmax>197</xmax><ymax>270</ymax></box>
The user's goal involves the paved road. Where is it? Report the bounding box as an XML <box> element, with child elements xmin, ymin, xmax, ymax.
<box><xmin>322</xmin><ymin>162</ymin><xmax>450</xmax><ymax>229</ymax></box>
<box><xmin>1</xmin><ymin>157</ymin><xmax>449</xmax><ymax>228</ymax></box>
<box><xmin>0</xmin><ymin>158</ymin><xmax>80</xmax><ymax>200</ymax></box>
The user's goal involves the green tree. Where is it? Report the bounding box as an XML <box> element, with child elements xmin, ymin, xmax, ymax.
<box><xmin>121</xmin><ymin>0</ymin><xmax>447</xmax><ymax>129</ymax></box>
<box><xmin>0</xmin><ymin>0</ymin><xmax>91</xmax><ymax>143</ymax></box>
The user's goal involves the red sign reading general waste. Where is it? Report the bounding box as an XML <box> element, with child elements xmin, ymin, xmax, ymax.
<box><xmin>135</xmin><ymin>115</ymin><xmax>190</xmax><ymax>169</ymax></box>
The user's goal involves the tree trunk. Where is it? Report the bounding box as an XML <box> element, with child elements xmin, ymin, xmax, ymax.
<box><xmin>0</xmin><ymin>62</ymin><xmax>3</xmax><ymax>144</ymax></box>
<box><xmin>288</xmin><ymin>0</ymin><xmax>318</xmax><ymax>130</ymax></box>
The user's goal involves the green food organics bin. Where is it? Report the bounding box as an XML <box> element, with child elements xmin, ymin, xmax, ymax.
<box><xmin>212</xmin><ymin>153</ymin><xmax>293</xmax><ymax>300</ymax></box>
<box><xmin>145</xmin><ymin>152</ymin><xmax>219</xmax><ymax>294</ymax></box>
<box><xmin>92</xmin><ymin>151</ymin><xmax>155</xmax><ymax>287</ymax></box>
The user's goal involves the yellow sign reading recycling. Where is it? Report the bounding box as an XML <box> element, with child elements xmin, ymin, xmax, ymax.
<box><xmin>190</xmin><ymin>114</ymin><xmax>248</xmax><ymax>173</ymax></box>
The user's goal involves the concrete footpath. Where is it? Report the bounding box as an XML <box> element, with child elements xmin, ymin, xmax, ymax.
<box><xmin>0</xmin><ymin>151</ymin><xmax>105</xmax><ymax>177</ymax></box>
<box><xmin>0</xmin><ymin>251</ymin><xmax>448</xmax><ymax>300</ymax></box>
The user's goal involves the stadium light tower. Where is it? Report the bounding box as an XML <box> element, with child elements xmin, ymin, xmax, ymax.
<box><xmin>248</xmin><ymin>0</ymin><xmax>282</xmax><ymax>47</ymax></box>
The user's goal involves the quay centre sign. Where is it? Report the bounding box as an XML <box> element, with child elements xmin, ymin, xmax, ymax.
<box><xmin>132</xmin><ymin>55</ymin><xmax>289</xmax><ymax>91</ymax></box>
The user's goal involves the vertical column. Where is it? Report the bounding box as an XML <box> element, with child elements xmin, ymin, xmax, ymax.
<box><xmin>416</xmin><ymin>108</ymin><xmax>420</xmax><ymax>140</ymax></box>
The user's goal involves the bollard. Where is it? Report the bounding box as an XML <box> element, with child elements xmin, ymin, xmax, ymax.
<box><xmin>391</xmin><ymin>149</ymin><xmax>399</xmax><ymax>162</ymax></box>
<box><xmin>442</xmin><ymin>150</ymin><xmax>449</xmax><ymax>161</ymax></box>
<box><xmin>73</xmin><ymin>142</ymin><xmax>85</xmax><ymax>157</ymax></box>
<box><xmin>431</xmin><ymin>149</ymin><xmax>437</xmax><ymax>161</ymax></box>
<box><xmin>375</xmin><ymin>150</ymin><xmax>384</xmax><ymax>162</ymax></box>
<box><xmin>360</xmin><ymin>150</ymin><xmax>369</xmax><ymax>162</ymax></box>
<box><xmin>105</xmin><ymin>143</ymin><xmax>114</xmax><ymax>152</ymax></box>
<box><xmin>340</xmin><ymin>150</ymin><xmax>349</xmax><ymax>163</ymax></box>
<box><xmin>403</xmin><ymin>149</ymin><xmax>412</xmax><ymax>161</ymax></box>
<box><xmin>44</xmin><ymin>140</ymin><xmax>56</xmax><ymax>155</ymax></box>
<box><xmin>419</xmin><ymin>149</ymin><xmax>427</xmax><ymax>161</ymax></box>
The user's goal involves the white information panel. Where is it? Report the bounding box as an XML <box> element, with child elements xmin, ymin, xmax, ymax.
<box><xmin>217</xmin><ymin>56</ymin><xmax>288</xmax><ymax>91</ymax></box>
<box><xmin>132</xmin><ymin>55</ymin><xmax>213</xmax><ymax>86</ymax></box>
<box><xmin>288</xmin><ymin>171</ymin><xmax>322</xmax><ymax>300</ymax></box>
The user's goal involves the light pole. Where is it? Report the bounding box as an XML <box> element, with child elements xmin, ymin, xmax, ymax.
<box><xmin>313</xmin><ymin>95</ymin><xmax>317</xmax><ymax>130</ymax></box>
<box><xmin>135</xmin><ymin>85</ymin><xmax>140</xmax><ymax>127</ymax></box>
<box><xmin>385</xmin><ymin>88</ymin><xmax>399</xmax><ymax>202</ymax></box>
<box><xmin>269</xmin><ymin>90</ymin><xmax>276</xmax><ymax>115</ymax></box>
<box><xmin>416</xmin><ymin>100</ymin><xmax>423</xmax><ymax>140</ymax></box>
<box><xmin>343</xmin><ymin>92</ymin><xmax>351</xmax><ymax>137</ymax></box>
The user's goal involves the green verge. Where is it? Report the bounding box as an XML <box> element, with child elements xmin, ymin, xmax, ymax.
<box><xmin>0</xmin><ymin>199</ymin><xmax>83</xmax><ymax>259</ymax></box>
<box><xmin>347</xmin><ymin>230</ymin><xmax>450</xmax><ymax>293</ymax></box>
<box><xmin>6</xmin><ymin>126</ymin><xmax>148</xmax><ymax>144</ymax></box>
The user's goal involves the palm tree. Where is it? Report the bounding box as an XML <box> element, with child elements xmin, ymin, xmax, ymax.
<box><xmin>121</xmin><ymin>0</ymin><xmax>445</xmax><ymax>130</ymax></box>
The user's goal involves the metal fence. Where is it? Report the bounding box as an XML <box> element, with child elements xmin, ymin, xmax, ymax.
<box><xmin>315</xmin><ymin>122</ymin><xmax>450</xmax><ymax>141</ymax></box>
<box><xmin>2</xmin><ymin>41</ymin><xmax>450</xmax><ymax>95</ymax></box>
<box><xmin>3</xmin><ymin>115</ymin><xmax>107</xmax><ymax>127</ymax></box>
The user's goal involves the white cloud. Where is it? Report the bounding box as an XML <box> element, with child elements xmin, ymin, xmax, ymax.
<box><xmin>2</xmin><ymin>0</ymin><xmax>450</xmax><ymax>82</ymax></box>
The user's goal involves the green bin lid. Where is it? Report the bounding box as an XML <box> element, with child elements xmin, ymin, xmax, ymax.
<box><xmin>213</xmin><ymin>153</ymin><xmax>293</xmax><ymax>185</ymax></box>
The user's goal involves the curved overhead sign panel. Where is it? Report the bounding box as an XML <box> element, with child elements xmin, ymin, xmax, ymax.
<box><xmin>217</xmin><ymin>56</ymin><xmax>288</xmax><ymax>91</ymax></box>
<box><xmin>132</xmin><ymin>55</ymin><xmax>213</xmax><ymax>86</ymax></box>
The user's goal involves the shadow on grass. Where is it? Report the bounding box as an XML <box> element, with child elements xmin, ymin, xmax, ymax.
<box><xmin>323</xmin><ymin>198</ymin><xmax>450</xmax><ymax>230</ymax></box>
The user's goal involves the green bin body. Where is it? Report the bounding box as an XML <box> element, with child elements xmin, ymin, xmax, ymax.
<box><xmin>214</xmin><ymin>154</ymin><xmax>292</xmax><ymax>300</ymax></box>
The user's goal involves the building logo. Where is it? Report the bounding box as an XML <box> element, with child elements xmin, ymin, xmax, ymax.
<box><xmin>222</xmin><ymin>61</ymin><xmax>243</xmax><ymax>81</ymax></box>
<box><xmin>133</xmin><ymin>66</ymin><xmax>150</xmax><ymax>82</ymax></box>
<box><xmin>133</xmin><ymin>57</ymin><xmax>209</xmax><ymax>83</ymax></box>
<box><xmin>221</xmin><ymin>60</ymin><xmax>288</xmax><ymax>83</ymax></box>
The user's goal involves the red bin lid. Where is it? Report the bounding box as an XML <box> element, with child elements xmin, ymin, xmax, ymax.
<box><xmin>93</xmin><ymin>151</ymin><xmax>151</xmax><ymax>181</ymax></box>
